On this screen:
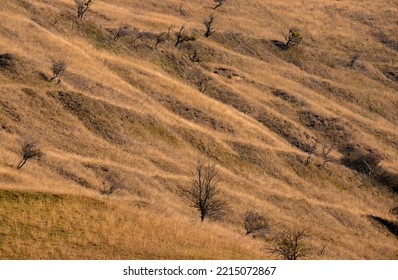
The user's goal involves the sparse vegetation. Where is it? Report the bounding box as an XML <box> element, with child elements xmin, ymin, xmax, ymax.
<box><xmin>243</xmin><ymin>211</ymin><xmax>269</xmax><ymax>235</ymax></box>
<box><xmin>174</xmin><ymin>26</ymin><xmax>197</xmax><ymax>47</ymax></box>
<box><xmin>213</xmin><ymin>0</ymin><xmax>227</xmax><ymax>10</ymax></box>
<box><xmin>342</xmin><ymin>148</ymin><xmax>383</xmax><ymax>177</ymax></box>
<box><xmin>113</xmin><ymin>24</ymin><xmax>131</xmax><ymax>41</ymax></box>
<box><xmin>268</xmin><ymin>229</ymin><xmax>310</xmax><ymax>260</ymax></box>
<box><xmin>285</xmin><ymin>28</ymin><xmax>303</xmax><ymax>48</ymax></box>
<box><xmin>1</xmin><ymin>0</ymin><xmax>398</xmax><ymax>260</ymax></box>
<box><xmin>49</xmin><ymin>59</ymin><xmax>66</xmax><ymax>83</ymax></box>
<box><xmin>74</xmin><ymin>0</ymin><xmax>95</xmax><ymax>19</ymax></box>
<box><xmin>203</xmin><ymin>14</ymin><xmax>216</xmax><ymax>37</ymax></box>
<box><xmin>182</xmin><ymin>160</ymin><xmax>227</xmax><ymax>222</ymax></box>
<box><xmin>16</xmin><ymin>141</ymin><xmax>43</xmax><ymax>170</ymax></box>
<box><xmin>349</xmin><ymin>53</ymin><xmax>360</xmax><ymax>67</ymax></box>
<box><xmin>389</xmin><ymin>207</ymin><xmax>398</xmax><ymax>219</ymax></box>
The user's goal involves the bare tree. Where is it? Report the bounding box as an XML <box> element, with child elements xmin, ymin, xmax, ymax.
<box><xmin>74</xmin><ymin>0</ymin><xmax>95</xmax><ymax>19</ymax></box>
<box><xmin>17</xmin><ymin>141</ymin><xmax>43</xmax><ymax>170</ymax></box>
<box><xmin>213</xmin><ymin>0</ymin><xmax>227</xmax><ymax>10</ymax></box>
<box><xmin>244</xmin><ymin>211</ymin><xmax>269</xmax><ymax>235</ymax></box>
<box><xmin>348</xmin><ymin>54</ymin><xmax>360</xmax><ymax>67</ymax></box>
<box><xmin>304</xmin><ymin>142</ymin><xmax>317</xmax><ymax>166</ymax></box>
<box><xmin>203</xmin><ymin>14</ymin><xmax>216</xmax><ymax>37</ymax></box>
<box><xmin>155</xmin><ymin>25</ymin><xmax>173</xmax><ymax>47</ymax></box>
<box><xmin>182</xmin><ymin>160</ymin><xmax>227</xmax><ymax>222</ymax></box>
<box><xmin>49</xmin><ymin>60</ymin><xmax>67</xmax><ymax>84</ymax></box>
<box><xmin>320</xmin><ymin>143</ymin><xmax>333</xmax><ymax>167</ymax></box>
<box><xmin>175</xmin><ymin>25</ymin><xmax>197</xmax><ymax>47</ymax></box>
<box><xmin>268</xmin><ymin>229</ymin><xmax>310</xmax><ymax>260</ymax></box>
<box><xmin>114</xmin><ymin>24</ymin><xmax>131</xmax><ymax>41</ymax></box>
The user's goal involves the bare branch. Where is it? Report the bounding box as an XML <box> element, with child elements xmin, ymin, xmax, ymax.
<box><xmin>74</xmin><ymin>0</ymin><xmax>95</xmax><ymax>19</ymax></box>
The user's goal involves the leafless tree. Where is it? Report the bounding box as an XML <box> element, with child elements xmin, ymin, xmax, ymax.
<box><xmin>175</xmin><ymin>25</ymin><xmax>197</xmax><ymax>47</ymax></box>
<box><xmin>49</xmin><ymin>60</ymin><xmax>67</xmax><ymax>84</ymax></box>
<box><xmin>320</xmin><ymin>143</ymin><xmax>333</xmax><ymax>167</ymax></box>
<box><xmin>203</xmin><ymin>14</ymin><xmax>216</xmax><ymax>37</ymax></box>
<box><xmin>182</xmin><ymin>160</ymin><xmax>227</xmax><ymax>222</ymax></box>
<box><xmin>17</xmin><ymin>141</ymin><xmax>43</xmax><ymax>169</ymax></box>
<box><xmin>244</xmin><ymin>210</ymin><xmax>269</xmax><ymax>235</ymax></box>
<box><xmin>304</xmin><ymin>142</ymin><xmax>317</xmax><ymax>166</ymax></box>
<box><xmin>155</xmin><ymin>25</ymin><xmax>173</xmax><ymax>47</ymax></box>
<box><xmin>349</xmin><ymin>54</ymin><xmax>360</xmax><ymax>67</ymax></box>
<box><xmin>114</xmin><ymin>24</ymin><xmax>131</xmax><ymax>41</ymax></box>
<box><xmin>74</xmin><ymin>0</ymin><xmax>95</xmax><ymax>19</ymax></box>
<box><xmin>213</xmin><ymin>0</ymin><xmax>227</xmax><ymax>10</ymax></box>
<box><xmin>268</xmin><ymin>229</ymin><xmax>310</xmax><ymax>260</ymax></box>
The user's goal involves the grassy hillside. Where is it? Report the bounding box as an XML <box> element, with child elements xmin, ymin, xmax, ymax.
<box><xmin>0</xmin><ymin>0</ymin><xmax>397</xmax><ymax>259</ymax></box>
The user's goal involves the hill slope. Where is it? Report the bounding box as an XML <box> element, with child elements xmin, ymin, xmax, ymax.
<box><xmin>0</xmin><ymin>0</ymin><xmax>397</xmax><ymax>259</ymax></box>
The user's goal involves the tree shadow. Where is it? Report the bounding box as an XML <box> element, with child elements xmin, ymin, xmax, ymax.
<box><xmin>368</xmin><ymin>215</ymin><xmax>398</xmax><ymax>237</ymax></box>
<box><xmin>38</xmin><ymin>72</ymin><xmax>49</xmax><ymax>82</ymax></box>
<box><xmin>271</xmin><ymin>40</ymin><xmax>288</xmax><ymax>50</ymax></box>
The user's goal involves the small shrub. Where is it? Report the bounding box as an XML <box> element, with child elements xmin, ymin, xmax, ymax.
<box><xmin>74</xmin><ymin>0</ymin><xmax>95</xmax><ymax>19</ymax></box>
<box><xmin>268</xmin><ymin>229</ymin><xmax>310</xmax><ymax>260</ymax></box>
<box><xmin>285</xmin><ymin>29</ymin><xmax>303</xmax><ymax>48</ymax></box>
<box><xmin>342</xmin><ymin>148</ymin><xmax>382</xmax><ymax>177</ymax></box>
<box><xmin>244</xmin><ymin>210</ymin><xmax>269</xmax><ymax>235</ymax></box>
<box><xmin>175</xmin><ymin>26</ymin><xmax>197</xmax><ymax>47</ymax></box>
<box><xmin>213</xmin><ymin>0</ymin><xmax>227</xmax><ymax>10</ymax></box>
<box><xmin>113</xmin><ymin>24</ymin><xmax>131</xmax><ymax>41</ymax></box>
<box><xmin>17</xmin><ymin>141</ymin><xmax>43</xmax><ymax>170</ymax></box>
<box><xmin>156</xmin><ymin>25</ymin><xmax>173</xmax><ymax>47</ymax></box>
<box><xmin>390</xmin><ymin>207</ymin><xmax>398</xmax><ymax>219</ymax></box>
<box><xmin>49</xmin><ymin>60</ymin><xmax>67</xmax><ymax>84</ymax></box>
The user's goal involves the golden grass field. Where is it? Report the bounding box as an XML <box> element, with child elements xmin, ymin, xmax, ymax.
<box><xmin>0</xmin><ymin>0</ymin><xmax>397</xmax><ymax>259</ymax></box>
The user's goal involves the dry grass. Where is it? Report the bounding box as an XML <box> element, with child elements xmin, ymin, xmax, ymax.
<box><xmin>0</xmin><ymin>0</ymin><xmax>397</xmax><ymax>259</ymax></box>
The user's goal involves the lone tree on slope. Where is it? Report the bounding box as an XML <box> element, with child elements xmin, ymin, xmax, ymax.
<box><xmin>182</xmin><ymin>159</ymin><xmax>227</xmax><ymax>222</ymax></box>
<box><xmin>74</xmin><ymin>0</ymin><xmax>95</xmax><ymax>19</ymax></box>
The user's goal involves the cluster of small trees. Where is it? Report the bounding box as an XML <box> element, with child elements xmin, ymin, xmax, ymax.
<box><xmin>181</xmin><ymin>159</ymin><xmax>311</xmax><ymax>259</ymax></box>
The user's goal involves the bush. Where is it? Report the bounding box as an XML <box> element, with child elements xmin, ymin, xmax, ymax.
<box><xmin>49</xmin><ymin>59</ymin><xmax>67</xmax><ymax>84</ymax></box>
<box><xmin>213</xmin><ymin>0</ymin><xmax>227</xmax><ymax>10</ymax></box>
<box><xmin>74</xmin><ymin>0</ymin><xmax>95</xmax><ymax>19</ymax></box>
<box><xmin>175</xmin><ymin>26</ymin><xmax>197</xmax><ymax>47</ymax></box>
<box><xmin>268</xmin><ymin>229</ymin><xmax>310</xmax><ymax>260</ymax></box>
<box><xmin>244</xmin><ymin>211</ymin><xmax>269</xmax><ymax>235</ymax></box>
<box><xmin>17</xmin><ymin>141</ymin><xmax>43</xmax><ymax>169</ymax></box>
<box><xmin>285</xmin><ymin>29</ymin><xmax>303</xmax><ymax>48</ymax></box>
